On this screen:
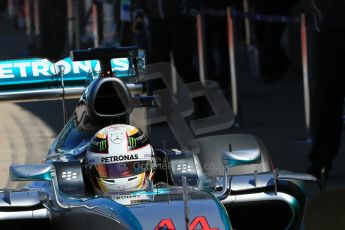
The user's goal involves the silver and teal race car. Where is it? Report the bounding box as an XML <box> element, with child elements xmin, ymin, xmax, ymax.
<box><xmin>0</xmin><ymin>46</ymin><xmax>318</xmax><ymax>229</ymax></box>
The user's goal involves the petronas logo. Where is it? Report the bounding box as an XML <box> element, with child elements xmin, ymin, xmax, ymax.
<box><xmin>99</xmin><ymin>140</ymin><xmax>107</xmax><ymax>151</ymax></box>
<box><xmin>128</xmin><ymin>137</ymin><xmax>137</xmax><ymax>147</ymax></box>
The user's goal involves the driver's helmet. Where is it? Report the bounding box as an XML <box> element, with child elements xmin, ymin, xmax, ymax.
<box><xmin>86</xmin><ymin>124</ymin><xmax>154</xmax><ymax>193</ymax></box>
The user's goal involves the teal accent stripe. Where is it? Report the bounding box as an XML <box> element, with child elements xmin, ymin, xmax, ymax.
<box><xmin>131</xmin><ymin>188</ymin><xmax>170</xmax><ymax>196</ymax></box>
<box><xmin>203</xmin><ymin>190</ymin><xmax>232</xmax><ymax>229</ymax></box>
<box><xmin>11</xmin><ymin>171</ymin><xmax>53</xmax><ymax>181</ymax></box>
<box><xmin>280</xmin><ymin>193</ymin><xmax>300</xmax><ymax>230</ymax></box>
<box><xmin>226</xmin><ymin>156</ymin><xmax>261</xmax><ymax>167</ymax></box>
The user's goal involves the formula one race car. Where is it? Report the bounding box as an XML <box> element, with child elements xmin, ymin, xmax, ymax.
<box><xmin>0</xmin><ymin>46</ymin><xmax>318</xmax><ymax>229</ymax></box>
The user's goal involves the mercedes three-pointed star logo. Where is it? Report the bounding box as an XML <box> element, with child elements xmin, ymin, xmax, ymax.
<box><xmin>110</xmin><ymin>132</ymin><xmax>124</xmax><ymax>144</ymax></box>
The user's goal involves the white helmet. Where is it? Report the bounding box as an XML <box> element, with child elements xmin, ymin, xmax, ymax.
<box><xmin>86</xmin><ymin>124</ymin><xmax>154</xmax><ymax>193</ymax></box>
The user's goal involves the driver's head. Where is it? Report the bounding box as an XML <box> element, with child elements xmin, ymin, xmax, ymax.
<box><xmin>86</xmin><ymin>124</ymin><xmax>154</xmax><ymax>193</ymax></box>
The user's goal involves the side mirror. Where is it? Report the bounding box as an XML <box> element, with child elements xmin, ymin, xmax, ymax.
<box><xmin>10</xmin><ymin>164</ymin><xmax>53</xmax><ymax>181</ymax></box>
<box><xmin>221</xmin><ymin>148</ymin><xmax>261</xmax><ymax>168</ymax></box>
<box><xmin>215</xmin><ymin>148</ymin><xmax>261</xmax><ymax>201</ymax></box>
<box><xmin>10</xmin><ymin>163</ymin><xmax>74</xmax><ymax>209</ymax></box>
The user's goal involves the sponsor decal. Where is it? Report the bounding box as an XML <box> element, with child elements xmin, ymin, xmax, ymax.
<box><xmin>98</xmin><ymin>140</ymin><xmax>106</xmax><ymax>151</ymax></box>
<box><xmin>189</xmin><ymin>216</ymin><xmax>218</xmax><ymax>230</ymax></box>
<box><xmin>155</xmin><ymin>216</ymin><xmax>218</xmax><ymax>230</ymax></box>
<box><xmin>155</xmin><ymin>219</ymin><xmax>175</xmax><ymax>230</ymax></box>
<box><xmin>61</xmin><ymin>171</ymin><xmax>78</xmax><ymax>181</ymax></box>
<box><xmin>111</xmin><ymin>194</ymin><xmax>151</xmax><ymax>205</ymax></box>
<box><xmin>101</xmin><ymin>154</ymin><xmax>138</xmax><ymax>163</ymax></box>
<box><xmin>112</xmin><ymin>194</ymin><xmax>140</xmax><ymax>200</ymax></box>
<box><xmin>90</xmin><ymin>139</ymin><xmax>107</xmax><ymax>151</ymax></box>
<box><xmin>0</xmin><ymin>58</ymin><xmax>129</xmax><ymax>79</ymax></box>
<box><xmin>110</xmin><ymin>132</ymin><xmax>124</xmax><ymax>144</ymax></box>
<box><xmin>128</xmin><ymin>137</ymin><xmax>137</xmax><ymax>148</ymax></box>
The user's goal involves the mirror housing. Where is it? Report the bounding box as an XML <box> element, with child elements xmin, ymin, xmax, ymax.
<box><xmin>221</xmin><ymin>148</ymin><xmax>261</xmax><ymax>168</ymax></box>
<box><xmin>10</xmin><ymin>164</ymin><xmax>71</xmax><ymax>209</ymax></box>
<box><xmin>10</xmin><ymin>164</ymin><xmax>53</xmax><ymax>181</ymax></box>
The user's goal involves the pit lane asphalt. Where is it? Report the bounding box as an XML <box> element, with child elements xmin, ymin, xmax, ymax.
<box><xmin>0</xmin><ymin>103</ymin><xmax>55</xmax><ymax>188</ymax></box>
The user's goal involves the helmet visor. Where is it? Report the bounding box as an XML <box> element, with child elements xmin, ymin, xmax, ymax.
<box><xmin>95</xmin><ymin>161</ymin><xmax>150</xmax><ymax>178</ymax></box>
